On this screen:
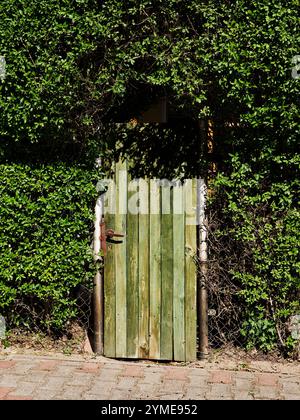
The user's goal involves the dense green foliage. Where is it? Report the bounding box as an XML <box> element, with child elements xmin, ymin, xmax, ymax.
<box><xmin>0</xmin><ymin>1</ymin><xmax>299</xmax><ymax>351</ymax></box>
<box><xmin>212</xmin><ymin>151</ymin><xmax>299</xmax><ymax>352</ymax></box>
<box><xmin>0</xmin><ymin>0</ymin><xmax>298</xmax><ymax>146</ymax></box>
<box><xmin>0</xmin><ymin>163</ymin><xmax>98</xmax><ymax>331</ymax></box>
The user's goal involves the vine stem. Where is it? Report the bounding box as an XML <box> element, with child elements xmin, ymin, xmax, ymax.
<box><xmin>269</xmin><ymin>296</ymin><xmax>285</xmax><ymax>351</ymax></box>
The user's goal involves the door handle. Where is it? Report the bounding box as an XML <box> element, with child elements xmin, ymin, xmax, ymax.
<box><xmin>100</xmin><ymin>222</ymin><xmax>125</xmax><ymax>256</ymax></box>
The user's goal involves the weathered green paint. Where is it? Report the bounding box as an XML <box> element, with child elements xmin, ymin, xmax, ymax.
<box><xmin>149</xmin><ymin>180</ymin><xmax>161</xmax><ymax>359</ymax></box>
<box><xmin>115</xmin><ymin>160</ymin><xmax>127</xmax><ymax>358</ymax></box>
<box><xmin>185</xmin><ymin>179</ymin><xmax>197</xmax><ymax>361</ymax></box>
<box><xmin>103</xmin><ymin>208</ymin><xmax>116</xmax><ymax>358</ymax></box>
<box><xmin>127</xmin><ymin>180</ymin><xmax>139</xmax><ymax>358</ymax></box>
<box><xmin>160</xmin><ymin>185</ymin><xmax>173</xmax><ymax>360</ymax></box>
<box><xmin>138</xmin><ymin>180</ymin><xmax>150</xmax><ymax>358</ymax></box>
<box><xmin>103</xmin><ymin>163</ymin><xmax>197</xmax><ymax>361</ymax></box>
<box><xmin>173</xmin><ymin>184</ymin><xmax>186</xmax><ymax>361</ymax></box>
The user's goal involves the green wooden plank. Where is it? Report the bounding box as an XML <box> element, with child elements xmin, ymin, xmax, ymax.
<box><xmin>138</xmin><ymin>179</ymin><xmax>150</xmax><ymax>358</ymax></box>
<box><xmin>184</xmin><ymin>179</ymin><xmax>197</xmax><ymax>361</ymax></box>
<box><xmin>149</xmin><ymin>179</ymin><xmax>161</xmax><ymax>359</ymax></box>
<box><xmin>160</xmin><ymin>184</ymin><xmax>173</xmax><ymax>360</ymax></box>
<box><xmin>127</xmin><ymin>179</ymin><xmax>139</xmax><ymax>358</ymax></box>
<box><xmin>104</xmin><ymin>183</ymin><xmax>116</xmax><ymax>358</ymax></box>
<box><xmin>115</xmin><ymin>160</ymin><xmax>127</xmax><ymax>358</ymax></box>
<box><xmin>173</xmin><ymin>182</ymin><xmax>186</xmax><ymax>361</ymax></box>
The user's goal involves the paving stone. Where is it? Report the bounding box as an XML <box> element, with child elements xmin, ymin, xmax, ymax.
<box><xmin>280</xmin><ymin>380</ymin><xmax>300</xmax><ymax>394</ymax></box>
<box><xmin>51</xmin><ymin>364</ymin><xmax>77</xmax><ymax>377</ymax></box>
<box><xmin>122</xmin><ymin>365</ymin><xmax>144</xmax><ymax>378</ymax></box>
<box><xmin>12</xmin><ymin>362</ymin><xmax>37</xmax><ymax>375</ymax></box>
<box><xmin>205</xmin><ymin>394</ymin><xmax>229</xmax><ymax>400</ymax></box>
<box><xmin>97</xmin><ymin>368</ymin><xmax>122</xmax><ymax>382</ymax></box>
<box><xmin>65</xmin><ymin>372</ymin><xmax>94</xmax><ymax>387</ymax></box>
<box><xmin>117</xmin><ymin>377</ymin><xmax>137</xmax><ymax>390</ymax></box>
<box><xmin>84</xmin><ymin>394</ymin><xmax>107</xmax><ymax>400</ymax></box>
<box><xmin>133</xmin><ymin>393</ymin><xmax>152</xmax><ymax>400</ymax></box>
<box><xmin>184</xmin><ymin>390</ymin><xmax>206</xmax><ymax>399</ymax></box>
<box><xmin>142</xmin><ymin>371</ymin><xmax>164</xmax><ymax>385</ymax></box>
<box><xmin>256</xmin><ymin>373</ymin><xmax>278</xmax><ymax>387</ymax></box>
<box><xmin>209</xmin><ymin>370</ymin><xmax>233</xmax><ymax>384</ymax></box>
<box><xmin>10</xmin><ymin>381</ymin><xmax>38</xmax><ymax>396</ymax></box>
<box><xmin>136</xmin><ymin>383</ymin><xmax>159</xmax><ymax>397</ymax></box>
<box><xmin>88</xmin><ymin>381</ymin><xmax>114</xmax><ymax>395</ymax></box>
<box><xmin>234</xmin><ymin>371</ymin><xmax>255</xmax><ymax>380</ymax></box>
<box><xmin>23</xmin><ymin>372</ymin><xmax>48</xmax><ymax>384</ymax></box>
<box><xmin>256</xmin><ymin>386</ymin><xmax>280</xmax><ymax>400</ymax></box>
<box><xmin>0</xmin><ymin>375</ymin><xmax>22</xmax><ymax>387</ymax></box>
<box><xmin>34</xmin><ymin>388</ymin><xmax>59</xmax><ymax>400</ymax></box>
<box><xmin>138</xmin><ymin>366</ymin><xmax>166</xmax><ymax>375</ymax></box>
<box><xmin>34</xmin><ymin>361</ymin><xmax>60</xmax><ymax>372</ymax></box>
<box><xmin>164</xmin><ymin>368</ymin><xmax>189</xmax><ymax>381</ymax></box>
<box><xmin>102</xmin><ymin>363</ymin><xmax>123</xmax><ymax>370</ymax></box>
<box><xmin>280</xmin><ymin>374</ymin><xmax>300</xmax><ymax>383</ymax></box>
<box><xmin>208</xmin><ymin>383</ymin><xmax>233</xmax><ymax>399</ymax></box>
<box><xmin>188</xmin><ymin>376</ymin><xmax>208</xmax><ymax>388</ymax></box>
<box><xmin>42</xmin><ymin>376</ymin><xmax>67</xmax><ymax>390</ymax></box>
<box><xmin>0</xmin><ymin>387</ymin><xmax>15</xmax><ymax>399</ymax></box>
<box><xmin>0</xmin><ymin>361</ymin><xmax>16</xmax><ymax>369</ymax></box>
<box><xmin>5</xmin><ymin>395</ymin><xmax>33</xmax><ymax>400</ymax></box>
<box><xmin>283</xmin><ymin>394</ymin><xmax>300</xmax><ymax>400</ymax></box>
<box><xmin>235</xmin><ymin>378</ymin><xmax>253</xmax><ymax>391</ymax></box>
<box><xmin>157</xmin><ymin>393</ymin><xmax>185</xmax><ymax>400</ymax></box>
<box><xmin>234</xmin><ymin>391</ymin><xmax>255</xmax><ymax>400</ymax></box>
<box><xmin>60</xmin><ymin>385</ymin><xmax>86</xmax><ymax>400</ymax></box>
<box><xmin>77</xmin><ymin>362</ymin><xmax>102</xmax><ymax>374</ymax></box>
<box><xmin>108</xmin><ymin>389</ymin><xmax>130</xmax><ymax>400</ymax></box>
<box><xmin>157</xmin><ymin>379</ymin><xmax>185</xmax><ymax>394</ymax></box>
<box><xmin>188</xmin><ymin>368</ymin><xmax>209</xmax><ymax>377</ymax></box>
<box><xmin>256</xmin><ymin>385</ymin><xmax>280</xmax><ymax>399</ymax></box>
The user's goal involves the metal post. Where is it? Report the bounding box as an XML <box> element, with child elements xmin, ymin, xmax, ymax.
<box><xmin>197</xmin><ymin>179</ymin><xmax>209</xmax><ymax>359</ymax></box>
<box><xmin>197</xmin><ymin>120</ymin><xmax>209</xmax><ymax>360</ymax></box>
<box><xmin>93</xmin><ymin>196</ymin><xmax>104</xmax><ymax>354</ymax></box>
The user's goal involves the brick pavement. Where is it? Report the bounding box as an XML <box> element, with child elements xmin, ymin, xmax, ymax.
<box><xmin>0</xmin><ymin>353</ymin><xmax>299</xmax><ymax>400</ymax></box>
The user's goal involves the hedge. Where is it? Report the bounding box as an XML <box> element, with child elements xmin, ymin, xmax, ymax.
<box><xmin>0</xmin><ymin>163</ymin><xmax>98</xmax><ymax>331</ymax></box>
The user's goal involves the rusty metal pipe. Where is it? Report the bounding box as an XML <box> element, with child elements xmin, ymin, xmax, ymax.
<box><xmin>93</xmin><ymin>196</ymin><xmax>104</xmax><ymax>354</ymax></box>
<box><xmin>93</xmin><ymin>269</ymin><xmax>103</xmax><ymax>354</ymax></box>
<box><xmin>197</xmin><ymin>178</ymin><xmax>209</xmax><ymax>360</ymax></box>
<box><xmin>198</xmin><ymin>258</ymin><xmax>208</xmax><ymax>359</ymax></box>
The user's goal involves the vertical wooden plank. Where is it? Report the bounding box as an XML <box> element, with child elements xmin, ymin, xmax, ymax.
<box><xmin>104</xmin><ymin>180</ymin><xmax>116</xmax><ymax>357</ymax></box>
<box><xmin>160</xmin><ymin>183</ymin><xmax>173</xmax><ymax>360</ymax></box>
<box><xmin>115</xmin><ymin>160</ymin><xmax>127</xmax><ymax>358</ymax></box>
<box><xmin>138</xmin><ymin>179</ymin><xmax>150</xmax><ymax>358</ymax></box>
<box><xmin>149</xmin><ymin>179</ymin><xmax>161</xmax><ymax>359</ymax></box>
<box><xmin>127</xmin><ymin>179</ymin><xmax>139</xmax><ymax>358</ymax></box>
<box><xmin>173</xmin><ymin>182</ymin><xmax>186</xmax><ymax>361</ymax></box>
<box><xmin>184</xmin><ymin>179</ymin><xmax>197</xmax><ymax>361</ymax></box>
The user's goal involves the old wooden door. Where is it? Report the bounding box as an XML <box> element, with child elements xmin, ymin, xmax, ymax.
<box><xmin>103</xmin><ymin>161</ymin><xmax>197</xmax><ymax>361</ymax></box>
